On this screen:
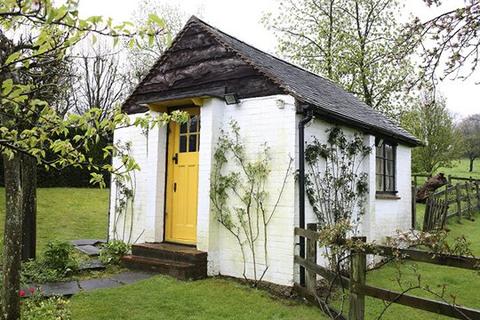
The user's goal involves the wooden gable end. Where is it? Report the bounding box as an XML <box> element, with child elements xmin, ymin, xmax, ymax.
<box><xmin>123</xmin><ymin>23</ymin><xmax>283</xmax><ymax>114</ymax></box>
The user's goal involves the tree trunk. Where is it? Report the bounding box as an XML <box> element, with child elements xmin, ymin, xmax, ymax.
<box><xmin>469</xmin><ymin>158</ymin><xmax>474</xmax><ymax>172</ymax></box>
<box><xmin>21</xmin><ymin>154</ymin><xmax>36</xmax><ymax>261</ymax></box>
<box><xmin>2</xmin><ymin>153</ymin><xmax>24</xmax><ymax>320</ymax></box>
<box><xmin>416</xmin><ymin>173</ymin><xmax>448</xmax><ymax>203</ymax></box>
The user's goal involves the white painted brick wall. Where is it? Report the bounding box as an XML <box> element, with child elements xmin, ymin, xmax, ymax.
<box><xmin>109</xmin><ymin>96</ymin><xmax>413</xmax><ymax>287</ymax></box>
<box><xmin>108</xmin><ymin>112</ymin><xmax>166</xmax><ymax>244</ymax></box>
<box><xmin>196</xmin><ymin>98</ymin><xmax>225</xmax><ymax>275</ymax></box>
<box><xmin>205</xmin><ymin>95</ymin><xmax>298</xmax><ymax>286</ymax></box>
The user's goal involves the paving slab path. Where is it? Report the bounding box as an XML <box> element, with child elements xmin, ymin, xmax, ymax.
<box><xmin>71</xmin><ymin>239</ymin><xmax>105</xmax><ymax>257</ymax></box>
<box><xmin>26</xmin><ymin>271</ymin><xmax>155</xmax><ymax>297</ymax></box>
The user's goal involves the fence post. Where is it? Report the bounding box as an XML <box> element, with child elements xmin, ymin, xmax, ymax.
<box><xmin>349</xmin><ymin>237</ymin><xmax>366</xmax><ymax>320</ymax></box>
<box><xmin>423</xmin><ymin>198</ymin><xmax>431</xmax><ymax>231</ymax></box>
<box><xmin>475</xmin><ymin>182</ymin><xmax>480</xmax><ymax>210</ymax></box>
<box><xmin>448</xmin><ymin>174</ymin><xmax>452</xmax><ymax>184</ymax></box>
<box><xmin>411</xmin><ymin>185</ymin><xmax>417</xmax><ymax>229</ymax></box>
<box><xmin>456</xmin><ymin>183</ymin><xmax>463</xmax><ymax>223</ymax></box>
<box><xmin>306</xmin><ymin>223</ymin><xmax>317</xmax><ymax>295</ymax></box>
<box><xmin>465</xmin><ymin>182</ymin><xmax>473</xmax><ymax>220</ymax></box>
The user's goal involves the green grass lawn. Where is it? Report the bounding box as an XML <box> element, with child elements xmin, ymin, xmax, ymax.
<box><xmin>70</xmin><ymin>276</ymin><xmax>327</xmax><ymax>320</ymax></box>
<box><xmin>0</xmin><ymin>187</ymin><xmax>326</xmax><ymax>318</ymax></box>
<box><xmin>0</xmin><ymin>188</ymin><xmax>109</xmax><ymax>252</ymax></box>
<box><xmin>1</xmin><ymin>180</ymin><xmax>478</xmax><ymax>319</ymax></box>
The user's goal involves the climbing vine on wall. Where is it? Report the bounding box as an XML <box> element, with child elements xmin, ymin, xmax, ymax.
<box><xmin>304</xmin><ymin>127</ymin><xmax>371</xmax><ymax>268</ymax></box>
<box><xmin>110</xmin><ymin>141</ymin><xmax>140</xmax><ymax>244</ymax></box>
<box><xmin>210</xmin><ymin>121</ymin><xmax>294</xmax><ymax>286</ymax></box>
<box><xmin>305</xmin><ymin>127</ymin><xmax>371</xmax><ymax>228</ymax></box>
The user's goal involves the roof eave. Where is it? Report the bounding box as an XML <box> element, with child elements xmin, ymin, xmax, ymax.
<box><xmin>303</xmin><ymin>104</ymin><xmax>422</xmax><ymax>147</ymax></box>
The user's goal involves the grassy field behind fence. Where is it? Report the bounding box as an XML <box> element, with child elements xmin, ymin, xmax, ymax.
<box><xmin>439</xmin><ymin>159</ymin><xmax>480</xmax><ymax>180</ymax></box>
<box><xmin>413</xmin><ymin>158</ymin><xmax>480</xmax><ymax>186</ymax></box>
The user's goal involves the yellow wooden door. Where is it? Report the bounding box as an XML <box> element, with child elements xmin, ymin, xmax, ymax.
<box><xmin>165</xmin><ymin>107</ymin><xmax>200</xmax><ymax>244</ymax></box>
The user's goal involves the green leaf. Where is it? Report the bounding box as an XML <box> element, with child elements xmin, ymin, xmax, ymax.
<box><xmin>128</xmin><ymin>38</ymin><xmax>135</xmax><ymax>49</ymax></box>
<box><xmin>148</xmin><ymin>34</ymin><xmax>154</xmax><ymax>47</ymax></box>
<box><xmin>5</xmin><ymin>51</ymin><xmax>21</xmax><ymax>65</ymax></box>
<box><xmin>54</xmin><ymin>5</ymin><xmax>68</xmax><ymax>21</ymax></box>
<box><xmin>148</xmin><ymin>13</ymin><xmax>165</xmax><ymax>28</ymax></box>
<box><xmin>2</xmin><ymin>79</ymin><xmax>13</xmax><ymax>95</ymax></box>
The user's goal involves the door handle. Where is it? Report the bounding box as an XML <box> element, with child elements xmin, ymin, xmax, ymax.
<box><xmin>172</xmin><ymin>153</ymin><xmax>178</xmax><ymax>164</ymax></box>
<box><xmin>173</xmin><ymin>182</ymin><xmax>177</xmax><ymax>192</ymax></box>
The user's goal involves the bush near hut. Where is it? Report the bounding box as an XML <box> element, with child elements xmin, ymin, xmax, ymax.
<box><xmin>22</xmin><ymin>240</ymin><xmax>78</xmax><ymax>283</ymax></box>
<box><xmin>100</xmin><ymin>240</ymin><xmax>130</xmax><ymax>265</ymax></box>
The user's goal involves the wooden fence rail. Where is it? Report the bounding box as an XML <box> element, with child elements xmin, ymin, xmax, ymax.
<box><xmin>448</xmin><ymin>175</ymin><xmax>480</xmax><ymax>184</ymax></box>
<box><xmin>294</xmin><ymin>226</ymin><xmax>480</xmax><ymax>320</ymax></box>
<box><xmin>411</xmin><ymin>173</ymin><xmax>430</xmax><ymax>186</ymax></box>
<box><xmin>411</xmin><ymin>173</ymin><xmax>480</xmax><ymax>186</ymax></box>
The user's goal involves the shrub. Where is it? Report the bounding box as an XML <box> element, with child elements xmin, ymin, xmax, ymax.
<box><xmin>22</xmin><ymin>296</ymin><xmax>71</xmax><ymax>320</ymax></box>
<box><xmin>100</xmin><ymin>240</ymin><xmax>130</xmax><ymax>265</ymax></box>
<box><xmin>42</xmin><ymin>241</ymin><xmax>78</xmax><ymax>275</ymax></box>
<box><xmin>22</xmin><ymin>260</ymin><xmax>61</xmax><ymax>284</ymax></box>
<box><xmin>22</xmin><ymin>240</ymin><xmax>78</xmax><ymax>283</ymax></box>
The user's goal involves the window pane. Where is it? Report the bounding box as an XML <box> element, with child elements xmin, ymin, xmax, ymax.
<box><xmin>189</xmin><ymin>134</ymin><xmax>197</xmax><ymax>152</ymax></box>
<box><xmin>386</xmin><ymin>176</ymin><xmax>395</xmax><ymax>191</ymax></box>
<box><xmin>386</xmin><ymin>160</ymin><xmax>394</xmax><ymax>176</ymax></box>
<box><xmin>180</xmin><ymin>122</ymin><xmax>188</xmax><ymax>134</ymax></box>
<box><xmin>376</xmin><ymin>145</ymin><xmax>383</xmax><ymax>158</ymax></box>
<box><xmin>385</xmin><ymin>144</ymin><xmax>394</xmax><ymax>160</ymax></box>
<box><xmin>376</xmin><ymin>157</ymin><xmax>384</xmax><ymax>175</ymax></box>
<box><xmin>179</xmin><ymin>135</ymin><xmax>187</xmax><ymax>153</ymax></box>
<box><xmin>376</xmin><ymin>174</ymin><xmax>384</xmax><ymax>191</ymax></box>
<box><xmin>189</xmin><ymin>115</ymin><xmax>199</xmax><ymax>133</ymax></box>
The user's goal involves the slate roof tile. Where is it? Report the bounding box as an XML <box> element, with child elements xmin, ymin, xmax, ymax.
<box><xmin>188</xmin><ymin>17</ymin><xmax>420</xmax><ymax>146</ymax></box>
<box><xmin>125</xmin><ymin>16</ymin><xmax>421</xmax><ymax>146</ymax></box>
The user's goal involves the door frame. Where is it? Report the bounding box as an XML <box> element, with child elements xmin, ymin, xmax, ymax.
<box><xmin>163</xmin><ymin>104</ymin><xmax>201</xmax><ymax>245</ymax></box>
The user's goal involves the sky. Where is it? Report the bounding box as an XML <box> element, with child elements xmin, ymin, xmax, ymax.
<box><xmin>78</xmin><ymin>0</ymin><xmax>479</xmax><ymax>119</ymax></box>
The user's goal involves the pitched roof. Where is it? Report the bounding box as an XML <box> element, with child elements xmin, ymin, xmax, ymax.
<box><xmin>128</xmin><ymin>16</ymin><xmax>421</xmax><ymax>146</ymax></box>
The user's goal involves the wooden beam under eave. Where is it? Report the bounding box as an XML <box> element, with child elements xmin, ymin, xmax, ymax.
<box><xmin>148</xmin><ymin>97</ymin><xmax>205</xmax><ymax>112</ymax></box>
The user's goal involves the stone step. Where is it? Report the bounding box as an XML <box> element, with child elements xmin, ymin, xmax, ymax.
<box><xmin>121</xmin><ymin>255</ymin><xmax>207</xmax><ymax>280</ymax></box>
<box><xmin>131</xmin><ymin>243</ymin><xmax>207</xmax><ymax>264</ymax></box>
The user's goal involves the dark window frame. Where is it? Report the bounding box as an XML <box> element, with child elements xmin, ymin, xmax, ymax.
<box><xmin>375</xmin><ymin>138</ymin><xmax>397</xmax><ymax>194</ymax></box>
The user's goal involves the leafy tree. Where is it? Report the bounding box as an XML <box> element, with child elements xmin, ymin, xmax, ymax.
<box><xmin>125</xmin><ymin>0</ymin><xmax>188</xmax><ymax>89</ymax></box>
<box><xmin>401</xmin><ymin>92</ymin><xmax>462</xmax><ymax>174</ymax></box>
<box><xmin>263</xmin><ymin>0</ymin><xmax>417</xmax><ymax>115</ymax></box>
<box><xmin>458</xmin><ymin>114</ymin><xmax>480</xmax><ymax>172</ymax></box>
<box><xmin>0</xmin><ymin>1</ymin><xmax>180</xmax><ymax>318</ymax></box>
<box><xmin>412</xmin><ymin>0</ymin><xmax>480</xmax><ymax>82</ymax></box>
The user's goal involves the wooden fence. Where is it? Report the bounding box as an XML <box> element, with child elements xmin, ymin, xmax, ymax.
<box><xmin>411</xmin><ymin>173</ymin><xmax>430</xmax><ymax>186</ymax></box>
<box><xmin>294</xmin><ymin>224</ymin><xmax>480</xmax><ymax>320</ymax></box>
<box><xmin>412</xmin><ymin>173</ymin><xmax>480</xmax><ymax>186</ymax></box>
<box><xmin>423</xmin><ymin>180</ymin><xmax>480</xmax><ymax>232</ymax></box>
